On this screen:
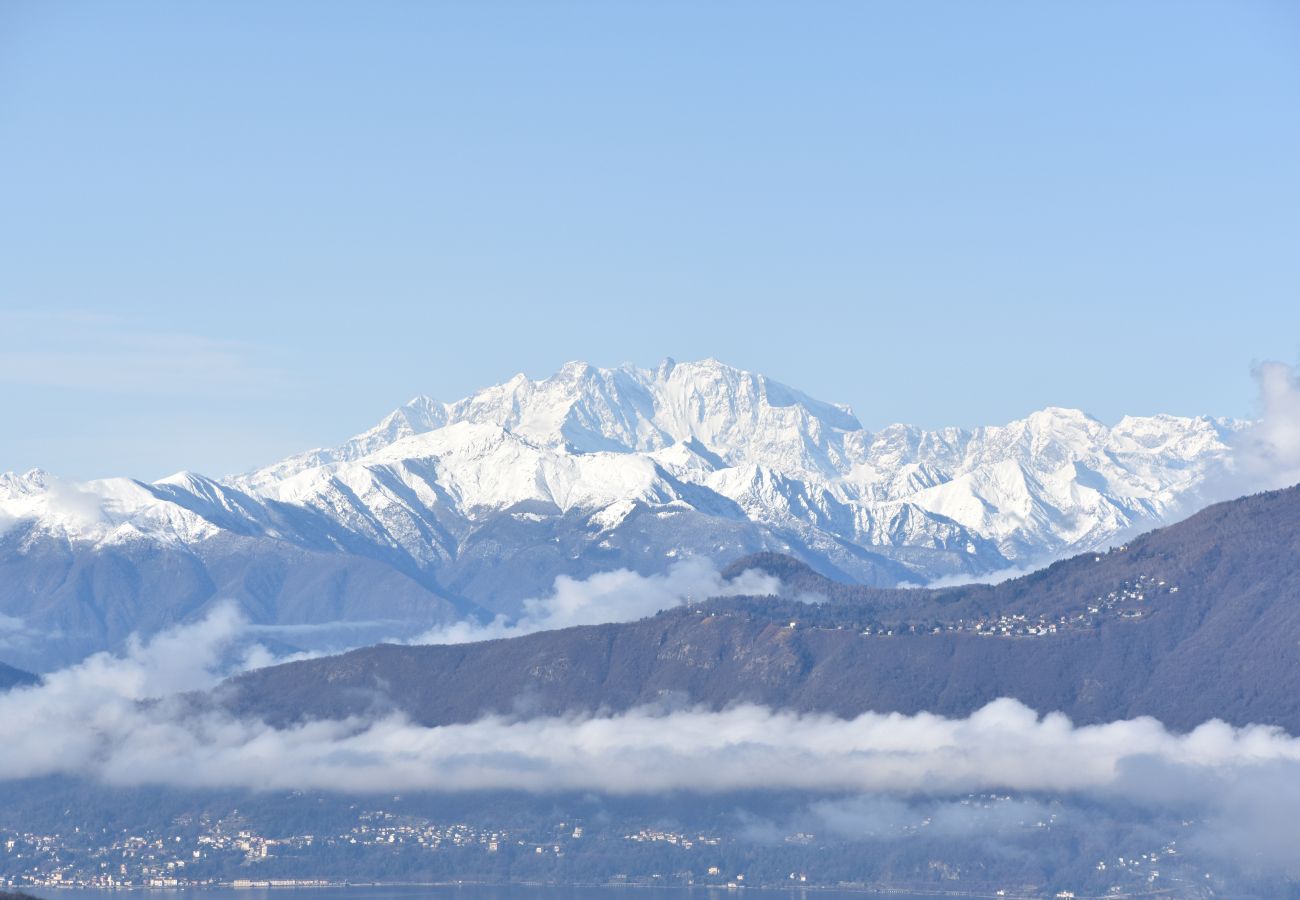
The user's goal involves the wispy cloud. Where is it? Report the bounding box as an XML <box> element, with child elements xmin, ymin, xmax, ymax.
<box><xmin>1232</xmin><ymin>360</ymin><xmax>1300</xmax><ymax>491</ymax></box>
<box><xmin>1186</xmin><ymin>359</ymin><xmax>1300</xmax><ymax>507</ymax></box>
<box><xmin>0</xmin><ymin>309</ymin><xmax>283</xmax><ymax>395</ymax></box>
<box><xmin>0</xmin><ymin>612</ymin><xmax>44</xmax><ymax>652</ymax></box>
<box><xmin>412</xmin><ymin>558</ymin><xmax>781</xmax><ymax>644</ymax></box>
<box><xmin>927</xmin><ymin>565</ymin><xmax>1038</xmax><ymax>589</ymax></box>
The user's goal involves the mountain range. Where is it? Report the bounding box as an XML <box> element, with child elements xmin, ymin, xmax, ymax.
<box><xmin>0</xmin><ymin>358</ymin><xmax>1244</xmax><ymax>670</ymax></box>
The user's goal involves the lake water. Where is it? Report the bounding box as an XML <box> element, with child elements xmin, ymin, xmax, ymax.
<box><xmin>45</xmin><ymin>885</ymin><xmax>943</xmax><ymax>900</ymax></box>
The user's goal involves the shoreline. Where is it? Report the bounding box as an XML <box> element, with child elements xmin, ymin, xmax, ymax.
<box><xmin>29</xmin><ymin>879</ymin><xmax>1145</xmax><ymax>899</ymax></box>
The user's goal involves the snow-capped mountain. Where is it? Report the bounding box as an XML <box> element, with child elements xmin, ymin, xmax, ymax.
<box><xmin>235</xmin><ymin>358</ymin><xmax>1238</xmax><ymax>569</ymax></box>
<box><xmin>0</xmin><ymin>359</ymin><xmax>1242</xmax><ymax>669</ymax></box>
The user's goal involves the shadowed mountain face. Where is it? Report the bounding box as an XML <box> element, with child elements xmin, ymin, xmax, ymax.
<box><xmin>219</xmin><ymin>484</ymin><xmax>1300</xmax><ymax>733</ymax></box>
<box><xmin>0</xmin><ymin>661</ymin><xmax>37</xmax><ymax>692</ymax></box>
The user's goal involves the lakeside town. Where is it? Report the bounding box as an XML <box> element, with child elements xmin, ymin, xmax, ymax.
<box><xmin>2</xmin><ymin>796</ymin><xmax>1218</xmax><ymax>897</ymax></box>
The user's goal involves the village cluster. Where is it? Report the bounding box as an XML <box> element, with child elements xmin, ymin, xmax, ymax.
<box><xmin>941</xmin><ymin>573</ymin><xmax>1178</xmax><ymax>637</ymax></box>
<box><xmin>820</xmin><ymin>573</ymin><xmax>1180</xmax><ymax>639</ymax></box>
<box><xmin>2</xmin><ymin>813</ymin><xmax>737</xmax><ymax>890</ymax></box>
<box><xmin>1095</xmin><ymin>843</ymin><xmax>1186</xmax><ymax>888</ymax></box>
<box><xmin>1</xmin><ymin>794</ymin><xmax>1209</xmax><ymax>896</ymax></box>
<box><xmin>1</xmin><ymin>813</ymin><xmax>512</xmax><ymax>890</ymax></box>
<box><xmin>621</xmin><ymin>829</ymin><xmax>721</xmax><ymax>849</ymax></box>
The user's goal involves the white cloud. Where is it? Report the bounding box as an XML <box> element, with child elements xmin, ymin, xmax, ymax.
<box><xmin>927</xmin><ymin>565</ymin><xmax>1038</xmax><ymax>589</ymax></box>
<box><xmin>0</xmin><ymin>612</ymin><xmax>43</xmax><ymax>652</ymax></box>
<box><xmin>1</xmin><ymin>608</ymin><xmax>1299</xmax><ymax>797</ymax></box>
<box><xmin>0</xmin><ymin>473</ymin><xmax>110</xmax><ymax>542</ymax></box>
<box><xmin>1231</xmin><ymin>360</ymin><xmax>1300</xmax><ymax>492</ymax></box>
<box><xmin>796</xmin><ymin>794</ymin><xmax>1058</xmax><ymax>842</ymax></box>
<box><xmin>40</xmin><ymin>476</ymin><xmax>108</xmax><ymax>526</ymax></box>
<box><xmin>5</xmin><ymin>608</ymin><xmax>1300</xmax><ymax>871</ymax></box>
<box><xmin>413</xmin><ymin>558</ymin><xmax>782</xmax><ymax>644</ymax></box>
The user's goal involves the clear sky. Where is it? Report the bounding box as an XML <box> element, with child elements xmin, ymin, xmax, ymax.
<box><xmin>1</xmin><ymin>1</ymin><xmax>1298</xmax><ymax>480</ymax></box>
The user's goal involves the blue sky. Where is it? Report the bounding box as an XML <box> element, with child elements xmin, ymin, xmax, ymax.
<box><xmin>1</xmin><ymin>1</ymin><xmax>1298</xmax><ymax>480</ymax></box>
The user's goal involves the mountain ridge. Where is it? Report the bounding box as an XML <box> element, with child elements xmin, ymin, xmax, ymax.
<box><xmin>0</xmin><ymin>359</ymin><xmax>1245</xmax><ymax>669</ymax></box>
<box><xmin>218</xmin><ymin>483</ymin><xmax>1300</xmax><ymax>733</ymax></box>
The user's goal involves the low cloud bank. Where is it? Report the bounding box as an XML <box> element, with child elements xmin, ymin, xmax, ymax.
<box><xmin>927</xmin><ymin>565</ymin><xmax>1038</xmax><ymax>589</ymax></box>
<box><xmin>0</xmin><ymin>613</ymin><xmax>41</xmax><ymax>652</ymax></box>
<box><xmin>4</xmin><ymin>608</ymin><xmax>1300</xmax><ymax>872</ymax></box>
<box><xmin>53</xmin><ymin>698</ymin><xmax>1294</xmax><ymax>798</ymax></box>
<box><xmin>0</xmin><ymin>608</ymin><xmax>1297</xmax><ymax>794</ymax></box>
<box><xmin>414</xmin><ymin>558</ymin><xmax>781</xmax><ymax>644</ymax></box>
<box><xmin>804</xmin><ymin>794</ymin><xmax>1059</xmax><ymax>841</ymax></box>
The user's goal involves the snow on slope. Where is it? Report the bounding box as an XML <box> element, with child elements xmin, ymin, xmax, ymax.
<box><xmin>0</xmin><ymin>468</ymin><xmax>226</xmax><ymax>546</ymax></box>
<box><xmin>228</xmin><ymin>358</ymin><xmax>1239</xmax><ymax>567</ymax></box>
<box><xmin>3</xmin><ymin>358</ymin><xmax>1241</xmax><ymax>596</ymax></box>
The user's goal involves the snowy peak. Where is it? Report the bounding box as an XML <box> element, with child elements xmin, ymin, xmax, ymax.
<box><xmin>649</xmin><ymin>358</ymin><xmax>862</xmax><ymax>474</ymax></box>
<box><xmin>317</xmin><ymin>358</ymin><xmax>868</xmax><ymax>476</ymax></box>
<box><xmin>0</xmin><ymin>471</ymin><xmax>227</xmax><ymax>546</ymax></box>
<box><xmin>2</xmin><ymin>359</ymin><xmax>1245</xmax><ymax>602</ymax></box>
<box><xmin>222</xmin><ymin>359</ymin><xmax>1238</xmax><ymax>567</ymax></box>
<box><xmin>234</xmin><ymin>394</ymin><xmax>449</xmax><ymax>491</ymax></box>
<box><xmin>443</xmin><ymin>361</ymin><xmax>668</xmax><ymax>454</ymax></box>
<box><xmin>0</xmin><ymin>468</ymin><xmax>50</xmax><ymax>497</ymax></box>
